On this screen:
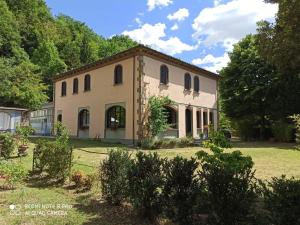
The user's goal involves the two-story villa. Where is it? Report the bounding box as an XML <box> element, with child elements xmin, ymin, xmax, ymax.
<box><xmin>53</xmin><ymin>45</ymin><xmax>219</xmax><ymax>145</ymax></box>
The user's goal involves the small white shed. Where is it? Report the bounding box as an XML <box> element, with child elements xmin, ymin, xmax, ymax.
<box><xmin>0</xmin><ymin>107</ymin><xmax>28</xmax><ymax>132</ymax></box>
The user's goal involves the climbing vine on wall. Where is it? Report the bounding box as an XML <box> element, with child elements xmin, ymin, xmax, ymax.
<box><xmin>143</xmin><ymin>96</ymin><xmax>173</xmax><ymax>140</ymax></box>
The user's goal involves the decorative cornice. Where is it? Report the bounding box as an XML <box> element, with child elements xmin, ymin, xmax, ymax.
<box><xmin>53</xmin><ymin>45</ymin><xmax>219</xmax><ymax>82</ymax></box>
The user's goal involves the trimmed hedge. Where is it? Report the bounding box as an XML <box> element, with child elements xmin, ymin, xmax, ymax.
<box><xmin>99</xmin><ymin>147</ymin><xmax>300</xmax><ymax>225</ymax></box>
<box><xmin>142</xmin><ymin>137</ymin><xmax>195</xmax><ymax>149</ymax></box>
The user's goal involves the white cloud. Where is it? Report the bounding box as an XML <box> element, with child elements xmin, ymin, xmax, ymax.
<box><xmin>134</xmin><ymin>17</ymin><xmax>142</xmax><ymax>27</ymax></box>
<box><xmin>192</xmin><ymin>0</ymin><xmax>278</xmax><ymax>50</ymax></box>
<box><xmin>167</xmin><ymin>8</ymin><xmax>189</xmax><ymax>21</ymax></box>
<box><xmin>192</xmin><ymin>53</ymin><xmax>230</xmax><ymax>73</ymax></box>
<box><xmin>170</xmin><ymin>23</ymin><xmax>179</xmax><ymax>31</ymax></box>
<box><xmin>122</xmin><ymin>23</ymin><xmax>196</xmax><ymax>55</ymax></box>
<box><xmin>147</xmin><ymin>0</ymin><xmax>173</xmax><ymax>11</ymax></box>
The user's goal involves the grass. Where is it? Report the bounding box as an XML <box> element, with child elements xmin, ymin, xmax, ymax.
<box><xmin>0</xmin><ymin>138</ymin><xmax>299</xmax><ymax>225</ymax></box>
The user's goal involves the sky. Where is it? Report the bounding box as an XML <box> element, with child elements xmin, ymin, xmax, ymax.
<box><xmin>45</xmin><ymin>0</ymin><xmax>278</xmax><ymax>73</ymax></box>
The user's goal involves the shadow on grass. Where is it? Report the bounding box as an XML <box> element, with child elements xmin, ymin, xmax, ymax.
<box><xmin>231</xmin><ymin>140</ymin><xmax>297</xmax><ymax>150</ymax></box>
<box><xmin>26</xmin><ymin>173</ymin><xmax>65</xmax><ymax>188</ymax></box>
<box><xmin>73</xmin><ymin>195</ymin><xmax>156</xmax><ymax>225</ymax></box>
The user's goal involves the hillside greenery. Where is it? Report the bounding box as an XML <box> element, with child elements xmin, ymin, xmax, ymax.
<box><xmin>0</xmin><ymin>0</ymin><xmax>137</xmax><ymax>109</ymax></box>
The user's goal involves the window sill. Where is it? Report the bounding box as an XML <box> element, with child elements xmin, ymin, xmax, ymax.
<box><xmin>61</xmin><ymin>95</ymin><xmax>67</xmax><ymax>97</ymax></box>
<box><xmin>159</xmin><ymin>83</ymin><xmax>169</xmax><ymax>87</ymax></box>
<box><xmin>84</xmin><ymin>90</ymin><xmax>91</xmax><ymax>93</ymax></box>
<box><xmin>73</xmin><ymin>93</ymin><xmax>78</xmax><ymax>95</ymax></box>
<box><xmin>113</xmin><ymin>83</ymin><xmax>123</xmax><ymax>86</ymax></box>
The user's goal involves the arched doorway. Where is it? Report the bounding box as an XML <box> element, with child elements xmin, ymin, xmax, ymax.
<box><xmin>78</xmin><ymin>109</ymin><xmax>90</xmax><ymax>138</ymax></box>
<box><xmin>160</xmin><ymin>106</ymin><xmax>178</xmax><ymax>138</ymax></box>
<box><xmin>185</xmin><ymin>108</ymin><xmax>192</xmax><ymax>136</ymax></box>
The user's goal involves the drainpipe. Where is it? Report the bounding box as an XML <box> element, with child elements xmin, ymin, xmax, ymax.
<box><xmin>137</xmin><ymin>53</ymin><xmax>144</xmax><ymax>145</ymax></box>
<box><xmin>132</xmin><ymin>56</ymin><xmax>136</xmax><ymax>145</ymax></box>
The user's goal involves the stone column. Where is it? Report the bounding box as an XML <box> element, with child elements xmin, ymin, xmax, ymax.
<box><xmin>192</xmin><ymin>107</ymin><xmax>198</xmax><ymax>138</ymax></box>
<box><xmin>213</xmin><ymin>109</ymin><xmax>218</xmax><ymax>131</ymax></box>
<box><xmin>207</xmin><ymin>108</ymin><xmax>210</xmax><ymax>134</ymax></box>
<box><xmin>178</xmin><ymin>104</ymin><xmax>186</xmax><ymax>138</ymax></box>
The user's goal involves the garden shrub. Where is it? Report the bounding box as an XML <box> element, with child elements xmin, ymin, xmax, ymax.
<box><xmin>0</xmin><ymin>132</ymin><xmax>16</xmax><ymax>159</ymax></box>
<box><xmin>163</xmin><ymin>156</ymin><xmax>205</xmax><ymax>225</ymax></box>
<box><xmin>100</xmin><ymin>148</ymin><xmax>131</xmax><ymax>205</ymax></box>
<box><xmin>71</xmin><ymin>170</ymin><xmax>85</xmax><ymax>188</ymax></box>
<box><xmin>141</xmin><ymin>137</ymin><xmax>195</xmax><ymax>149</ymax></box>
<box><xmin>271</xmin><ymin>121</ymin><xmax>294</xmax><ymax>142</ymax></box>
<box><xmin>71</xmin><ymin>170</ymin><xmax>96</xmax><ymax>191</ymax></box>
<box><xmin>0</xmin><ymin>161</ymin><xmax>27</xmax><ymax>189</ymax></box>
<box><xmin>16</xmin><ymin>125</ymin><xmax>34</xmax><ymax>146</ymax></box>
<box><xmin>33</xmin><ymin>123</ymin><xmax>72</xmax><ymax>182</ymax></box>
<box><xmin>177</xmin><ymin>136</ymin><xmax>195</xmax><ymax>148</ymax></box>
<box><xmin>34</xmin><ymin>140</ymin><xmax>72</xmax><ymax>181</ymax></box>
<box><xmin>196</xmin><ymin>144</ymin><xmax>257</xmax><ymax>225</ymax></box>
<box><xmin>206</xmin><ymin>129</ymin><xmax>232</xmax><ymax>148</ymax></box>
<box><xmin>262</xmin><ymin>176</ymin><xmax>300</xmax><ymax>225</ymax></box>
<box><xmin>127</xmin><ymin>151</ymin><xmax>165</xmax><ymax>221</ymax></box>
<box><xmin>84</xmin><ymin>173</ymin><xmax>96</xmax><ymax>191</ymax></box>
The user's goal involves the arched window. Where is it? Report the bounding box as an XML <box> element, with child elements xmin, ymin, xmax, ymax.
<box><xmin>57</xmin><ymin>114</ymin><xmax>62</xmax><ymax>122</ymax></box>
<box><xmin>164</xmin><ymin>106</ymin><xmax>177</xmax><ymax>129</ymax></box>
<box><xmin>160</xmin><ymin>65</ymin><xmax>169</xmax><ymax>85</ymax></box>
<box><xmin>106</xmin><ymin>106</ymin><xmax>126</xmax><ymax>129</ymax></box>
<box><xmin>61</xmin><ymin>81</ymin><xmax>67</xmax><ymax>96</ymax></box>
<box><xmin>194</xmin><ymin>76</ymin><xmax>200</xmax><ymax>92</ymax></box>
<box><xmin>78</xmin><ymin>109</ymin><xmax>90</xmax><ymax>129</ymax></box>
<box><xmin>84</xmin><ymin>74</ymin><xmax>91</xmax><ymax>91</ymax></box>
<box><xmin>73</xmin><ymin>78</ymin><xmax>78</xmax><ymax>94</ymax></box>
<box><xmin>114</xmin><ymin>65</ymin><xmax>123</xmax><ymax>84</ymax></box>
<box><xmin>184</xmin><ymin>73</ymin><xmax>191</xmax><ymax>90</ymax></box>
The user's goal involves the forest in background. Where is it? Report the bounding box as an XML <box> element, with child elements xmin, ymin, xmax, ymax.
<box><xmin>0</xmin><ymin>0</ymin><xmax>137</xmax><ymax>109</ymax></box>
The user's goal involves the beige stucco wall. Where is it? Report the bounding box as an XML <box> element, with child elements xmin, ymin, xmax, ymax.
<box><xmin>54</xmin><ymin>57</ymin><xmax>138</xmax><ymax>141</ymax></box>
<box><xmin>142</xmin><ymin>56</ymin><xmax>218</xmax><ymax>138</ymax></box>
<box><xmin>142</xmin><ymin>56</ymin><xmax>217</xmax><ymax>109</ymax></box>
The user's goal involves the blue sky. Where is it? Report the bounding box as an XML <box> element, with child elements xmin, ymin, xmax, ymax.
<box><xmin>45</xmin><ymin>0</ymin><xmax>278</xmax><ymax>72</ymax></box>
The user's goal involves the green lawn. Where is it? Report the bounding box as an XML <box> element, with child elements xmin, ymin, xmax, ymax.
<box><xmin>0</xmin><ymin>138</ymin><xmax>299</xmax><ymax>225</ymax></box>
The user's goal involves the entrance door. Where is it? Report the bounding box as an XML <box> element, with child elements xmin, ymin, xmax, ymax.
<box><xmin>185</xmin><ymin>108</ymin><xmax>192</xmax><ymax>136</ymax></box>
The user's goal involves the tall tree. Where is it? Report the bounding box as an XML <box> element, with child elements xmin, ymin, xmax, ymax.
<box><xmin>32</xmin><ymin>40</ymin><xmax>67</xmax><ymax>98</ymax></box>
<box><xmin>80</xmin><ymin>34</ymin><xmax>98</xmax><ymax>64</ymax></box>
<box><xmin>98</xmin><ymin>35</ymin><xmax>138</xmax><ymax>59</ymax></box>
<box><xmin>4</xmin><ymin>0</ymin><xmax>56</xmax><ymax>56</ymax></box>
<box><xmin>0</xmin><ymin>0</ymin><xmax>28</xmax><ymax>61</ymax></box>
<box><xmin>219</xmin><ymin>35</ymin><xmax>275</xmax><ymax>139</ymax></box>
<box><xmin>0</xmin><ymin>58</ymin><xmax>48</xmax><ymax>109</ymax></box>
<box><xmin>257</xmin><ymin>0</ymin><xmax>300</xmax><ymax>118</ymax></box>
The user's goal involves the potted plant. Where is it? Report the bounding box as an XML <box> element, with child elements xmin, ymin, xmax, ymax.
<box><xmin>16</xmin><ymin>126</ymin><xmax>34</xmax><ymax>156</ymax></box>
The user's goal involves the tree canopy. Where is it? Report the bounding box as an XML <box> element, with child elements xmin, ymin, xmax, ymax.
<box><xmin>220</xmin><ymin>0</ymin><xmax>300</xmax><ymax>140</ymax></box>
<box><xmin>257</xmin><ymin>0</ymin><xmax>300</xmax><ymax>119</ymax></box>
<box><xmin>0</xmin><ymin>0</ymin><xmax>138</xmax><ymax>109</ymax></box>
<box><xmin>219</xmin><ymin>35</ymin><xmax>275</xmax><ymax>139</ymax></box>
